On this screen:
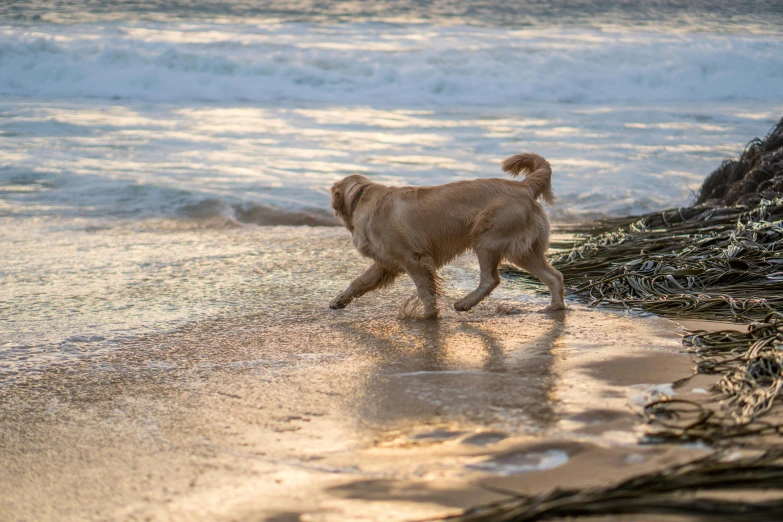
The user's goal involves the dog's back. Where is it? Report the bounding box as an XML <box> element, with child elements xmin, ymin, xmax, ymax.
<box><xmin>367</xmin><ymin>177</ymin><xmax>548</xmax><ymax>268</ymax></box>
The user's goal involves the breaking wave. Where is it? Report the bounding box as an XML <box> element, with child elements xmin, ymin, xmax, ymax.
<box><xmin>180</xmin><ymin>199</ymin><xmax>339</xmax><ymax>227</ymax></box>
<box><xmin>1</xmin><ymin>22</ymin><xmax>782</xmax><ymax>105</ymax></box>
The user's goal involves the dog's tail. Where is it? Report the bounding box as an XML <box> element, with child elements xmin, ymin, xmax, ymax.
<box><xmin>501</xmin><ymin>152</ymin><xmax>555</xmax><ymax>205</ymax></box>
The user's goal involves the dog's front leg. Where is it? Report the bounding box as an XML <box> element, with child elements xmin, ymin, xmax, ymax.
<box><xmin>329</xmin><ymin>262</ymin><xmax>398</xmax><ymax>309</ymax></box>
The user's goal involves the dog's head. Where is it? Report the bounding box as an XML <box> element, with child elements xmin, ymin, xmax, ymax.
<box><xmin>331</xmin><ymin>174</ymin><xmax>372</xmax><ymax>231</ymax></box>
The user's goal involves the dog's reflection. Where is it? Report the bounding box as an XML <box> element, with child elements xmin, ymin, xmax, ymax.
<box><xmin>340</xmin><ymin>310</ymin><xmax>567</xmax><ymax>430</ymax></box>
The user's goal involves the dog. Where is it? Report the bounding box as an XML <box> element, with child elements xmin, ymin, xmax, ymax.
<box><xmin>329</xmin><ymin>152</ymin><xmax>565</xmax><ymax>318</ymax></box>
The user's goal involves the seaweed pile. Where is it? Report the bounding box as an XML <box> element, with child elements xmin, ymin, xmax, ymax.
<box><xmin>697</xmin><ymin>117</ymin><xmax>783</xmax><ymax>207</ymax></box>
<box><xmin>558</xmin><ymin>197</ymin><xmax>783</xmax><ymax>320</ymax></box>
<box><xmin>446</xmin><ymin>450</ymin><xmax>783</xmax><ymax>522</ymax></box>
<box><xmin>644</xmin><ymin>312</ymin><xmax>783</xmax><ymax>445</ymax></box>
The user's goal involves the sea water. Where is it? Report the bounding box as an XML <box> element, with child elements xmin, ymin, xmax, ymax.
<box><xmin>2</xmin><ymin>0</ymin><xmax>783</xmax><ymax>379</ymax></box>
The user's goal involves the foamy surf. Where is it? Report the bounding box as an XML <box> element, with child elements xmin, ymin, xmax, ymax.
<box><xmin>181</xmin><ymin>199</ymin><xmax>339</xmax><ymax>227</ymax></box>
<box><xmin>466</xmin><ymin>449</ymin><xmax>570</xmax><ymax>475</ymax></box>
<box><xmin>2</xmin><ymin>23</ymin><xmax>783</xmax><ymax>105</ymax></box>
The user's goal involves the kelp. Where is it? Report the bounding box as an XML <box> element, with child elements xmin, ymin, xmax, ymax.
<box><xmin>502</xmin><ymin>198</ymin><xmax>783</xmax><ymax>320</ymax></box>
<box><xmin>546</xmin><ymin>122</ymin><xmax>783</xmax><ymax>444</ymax></box>
<box><xmin>644</xmin><ymin>312</ymin><xmax>783</xmax><ymax>445</ymax></box>
<box><xmin>567</xmin><ymin>198</ymin><xmax>783</xmax><ymax>320</ymax></box>
<box><xmin>445</xmin><ymin>449</ymin><xmax>783</xmax><ymax>522</ymax></box>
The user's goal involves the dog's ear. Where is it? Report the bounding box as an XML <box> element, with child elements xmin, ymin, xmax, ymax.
<box><xmin>331</xmin><ymin>185</ymin><xmax>346</xmax><ymax>220</ymax></box>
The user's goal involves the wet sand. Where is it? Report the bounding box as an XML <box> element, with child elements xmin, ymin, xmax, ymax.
<box><xmin>1</xmin><ymin>226</ymin><xmax>702</xmax><ymax>521</ymax></box>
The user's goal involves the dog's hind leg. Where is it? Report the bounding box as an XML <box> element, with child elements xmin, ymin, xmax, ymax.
<box><xmin>403</xmin><ymin>255</ymin><xmax>440</xmax><ymax>319</ymax></box>
<box><xmin>330</xmin><ymin>262</ymin><xmax>399</xmax><ymax>309</ymax></box>
<box><xmin>454</xmin><ymin>250</ymin><xmax>501</xmax><ymax>312</ymax></box>
<box><xmin>514</xmin><ymin>253</ymin><xmax>566</xmax><ymax>311</ymax></box>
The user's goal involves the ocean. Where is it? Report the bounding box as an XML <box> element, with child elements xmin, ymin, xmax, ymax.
<box><xmin>2</xmin><ymin>0</ymin><xmax>783</xmax><ymax>378</ymax></box>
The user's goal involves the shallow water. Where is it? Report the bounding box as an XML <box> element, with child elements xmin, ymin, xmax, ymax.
<box><xmin>0</xmin><ymin>221</ymin><xmax>569</xmax><ymax>380</ymax></box>
<box><xmin>3</xmin><ymin>100</ymin><xmax>781</xmax><ymax>225</ymax></box>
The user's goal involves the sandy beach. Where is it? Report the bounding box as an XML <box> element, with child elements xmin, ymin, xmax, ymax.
<box><xmin>1</xmin><ymin>225</ymin><xmax>708</xmax><ymax>521</ymax></box>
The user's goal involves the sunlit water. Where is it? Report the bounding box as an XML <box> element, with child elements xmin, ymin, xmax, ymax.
<box><xmin>2</xmin><ymin>0</ymin><xmax>783</xmax><ymax>380</ymax></box>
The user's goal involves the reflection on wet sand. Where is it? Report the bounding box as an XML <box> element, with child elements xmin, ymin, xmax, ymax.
<box><xmin>333</xmin><ymin>314</ymin><xmax>565</xmax><ymax>437</ymax></box>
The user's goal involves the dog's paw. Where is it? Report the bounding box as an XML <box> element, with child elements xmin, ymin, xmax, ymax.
<box><xmin>545</xmin><ymin>303</ymin><xmax>567</xmax><ymax>312</ymax></box>
<box><xmin>453</xmin><ymin>299</ymin><xmax>472</xmax><ymax>312</ymax></box>
<box><xmin>329</xmin><ymin>297</ymin><xmax>348</xmax><ymax>309</ymax></box>
<box><xmin>422</xmin><ymin>308</ymin><xmax>439</xmax><ymax>320</ymax></box>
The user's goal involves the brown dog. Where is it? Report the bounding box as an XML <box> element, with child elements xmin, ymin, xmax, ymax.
<box><xmin>329</xmin><ymin>153</ymin><xmax>565</xmax><ymax>318</ymax></box>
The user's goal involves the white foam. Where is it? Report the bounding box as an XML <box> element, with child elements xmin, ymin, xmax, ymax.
<box><xmin>1</xmin><ymin>22</ymin><xmax>782</xmax><ymax>105</ymax></box>
<box><xmin>466</xmin><ymin>449</ymin><xmax>569</xmax><ymax>475</ymax></box>
<box><xmin>630</xmin><ymin>383</ymin><xmax>676</xmax><ymax>408</ymax></box>
<box><xmin>391</xmin><ymin>370</ymin><xmax>485</xmax><ymax>377</ymax></box>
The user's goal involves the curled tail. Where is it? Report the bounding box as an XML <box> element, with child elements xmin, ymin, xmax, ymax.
<box><xmin>501</xmin><ymin>152</ymin><xmax>555</xmax><ymax>205</ymax></box>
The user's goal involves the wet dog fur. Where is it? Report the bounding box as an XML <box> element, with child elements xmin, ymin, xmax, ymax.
<box><xmin>329</xmin><ymin>153</ymin><xmax>565</xmax><ymax>318</ymax></box>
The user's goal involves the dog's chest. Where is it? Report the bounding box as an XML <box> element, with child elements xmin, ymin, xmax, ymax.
<box><xmin>352</xmin><ymin>232</ymin><xmax>375</xmax><ymax>258</ymax></box>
